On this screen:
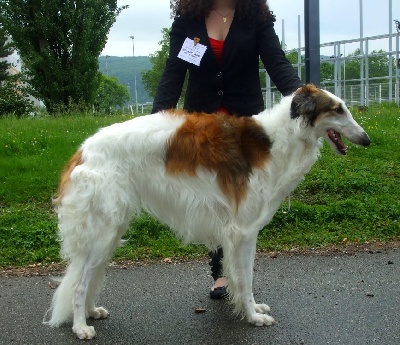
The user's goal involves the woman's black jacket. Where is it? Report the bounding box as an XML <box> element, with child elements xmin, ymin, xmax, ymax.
<box><xmin>152</xmin><ymin>13</ymin><xmax>302</xmax><ymax>116</ymax></box>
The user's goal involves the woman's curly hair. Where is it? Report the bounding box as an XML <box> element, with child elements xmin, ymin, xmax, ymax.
<box><xmin>170</xmin><ymin>0</ymin><xmax>276</xmax><ymax>23</ymax></box>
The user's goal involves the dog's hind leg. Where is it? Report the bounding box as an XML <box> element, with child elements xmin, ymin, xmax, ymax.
<box><xmin>86</xmin><ymin>262</ymin><xmax>109</xmax><ymax>320</ymax></box>
<box><xmin>71</xmin><ymin>258</ymin><xmax>98</xmax><ymax>339</ymax></box>
<box><xmin>84</xmin><ymin>221</ymin><xmax>129</xmax><ymax>321</ymax></box>
<box><xmin>224</xmin><ymin>232</ymin><xmax>275</xmax><ymax>327</ymax></box>
<box><xmin>72</xmin><ymin>220</ymin><xmax>131</xmax><ymax>339</ymax></box>
<box><xmin>46</xmin><ymin>169</ymin><xmax>136</xmax><ymax>338</ymax></box>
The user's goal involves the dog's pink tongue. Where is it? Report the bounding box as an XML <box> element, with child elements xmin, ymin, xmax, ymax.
<box><xmin>327</xmin><ymin>130</ymin><xmax>348</xmax><ymax>153</ymax></box>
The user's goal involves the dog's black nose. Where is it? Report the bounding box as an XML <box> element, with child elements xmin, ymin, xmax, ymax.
<box><xmin>361</xmin><ymin>133</ymin><xmax>371</xmax><ymax>147</ymax></box>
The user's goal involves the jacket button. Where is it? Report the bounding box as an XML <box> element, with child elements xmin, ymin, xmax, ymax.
<box><xmin>218</xmin><ymin>90</ymin><xmax>223</xmax><ymax>96</ymax></box>
<box><xmin>217</xmin><ymin>71</ymin><xmax>223</xmax><ymax>77</ymax></box>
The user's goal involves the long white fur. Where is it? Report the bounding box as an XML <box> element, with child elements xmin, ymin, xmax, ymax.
<box><xmin>43</xmin><ymin>88</ymin><xmax>369</xmax><ymax>339</ymax></box>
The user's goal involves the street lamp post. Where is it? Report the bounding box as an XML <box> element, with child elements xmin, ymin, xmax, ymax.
<box><xmin>130</xmin><ymin>35</ymin><xmax>134</xmax><ymax>56</ymax></box>
<box><xmin>126</xmin><ymin>82</ymin><xmax>130</xmax><ymax>109</ymax></box>
<box><xmin>130</xmin><ymin>35</ymin><xmax>138</xmax><ymax>113</ymax></box>
<box><xmin>105</xmin><ymin>55</ymin><xmax>109</xmax><ymax>76</ymax></box>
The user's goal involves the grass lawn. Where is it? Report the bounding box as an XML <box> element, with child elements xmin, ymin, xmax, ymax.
<box><xmin>0</xmin><ymin>104</ymin><xmax>399</xmax><ymax>267</ymax></box>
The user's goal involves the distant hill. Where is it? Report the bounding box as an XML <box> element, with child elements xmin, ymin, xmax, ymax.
<box><xmin>98</xmin><ymin>56</ymin><xmax>152</xmax><ymax>104</ymax></box>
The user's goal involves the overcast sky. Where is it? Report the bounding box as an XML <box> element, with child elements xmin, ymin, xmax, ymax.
<box><xmin>101</xmin><ymin>0</ymin><xmax>399</xmax><ymax>58</ymax></box>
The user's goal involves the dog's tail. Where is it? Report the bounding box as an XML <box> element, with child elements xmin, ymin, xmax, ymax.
<box><xmin>43</xmin><ymin>260</ymin><xmax>84</xmax><ymax>327</ymax></box>
<box><xmin>53</xmin><ymin>149</ymin><xmax>83</xmax><ymax>205</ymax></box>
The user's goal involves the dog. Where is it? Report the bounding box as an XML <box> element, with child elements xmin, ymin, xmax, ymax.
<box><xmin>43</xmin><ymin>84</ymin><xmax>370</xmax><ymax>339</ymax></box>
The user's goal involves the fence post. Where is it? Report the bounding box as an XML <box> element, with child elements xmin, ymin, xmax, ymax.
<box><xmin>396</xmin><ymin>33</ymin><xmax>400</xmax><ymax>105</ymax></box>
<box><xmin>304</xmin><ymin>0</ymin><xmax>320</xmax><ymax>84</ymax></box>
<box><xmin>337</xmin><ymin>44</ymin><xmax>342</xmax><ymax>97</ymax></box>
<box><xmin>351</xmin><ymin>86</ymin><xmax>354</xmax><ymax>106</ymax></box>
<box><xmin>266</xmin><ymin>71</ymin><xmax>272</xmax><ymax>109</ymax></box>
<box><xmin>365</xmin><ymin>38</ymin><xmax>369</xmax><ymax>106</ymax></box>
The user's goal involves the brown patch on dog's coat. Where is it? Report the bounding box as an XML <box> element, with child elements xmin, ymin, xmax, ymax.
<box><xmin>54</xmin><ymin>150</ymin><xmax>83</xmax><ymax>204</ymax></box>
<box><xmin>165</xmin><ymin>112</ymin><xmax>272</xmax><ymax>207</ymax></box>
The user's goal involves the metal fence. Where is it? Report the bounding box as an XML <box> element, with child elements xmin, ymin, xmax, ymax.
<box><xmin>263</xmin><ymin>32</ymin><xmax>400</xmax><ymax>109</ymax></box>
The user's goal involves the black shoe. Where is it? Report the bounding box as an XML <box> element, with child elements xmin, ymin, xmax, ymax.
<box><xmin>210</xmin><ymin>286</ymin><xmax>228</xmax><ymax>300</ymax></box>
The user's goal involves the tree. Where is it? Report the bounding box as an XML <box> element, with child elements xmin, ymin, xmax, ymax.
<box><xmin>0</xmin><ymin>76</ymin><xmax>35</xmax><ymax>117</ymax></box>
<box><xmin>345</xmin><ymin>48</ymin><xmax>395</xmax><ymax>83</ymax></box>
<box><xmin>286</xmin><ymin>51</ymin><xmax>305</xmax><ymax>81</ymax></box>
<box><xmin>94</xmin><ymin>74</ymin><xmax>130</xmax><ymax>113</ymax></box>
<box><xmin>0</xmin><ymin>27</ymin><xmax>34</xmax><ymax>116</ymax></box>
<box><xmin>0</xmin><ymin>27</ymin><xmax>12</xmax><ymax>82</ymax></box>
<box><xmin>0</xmin><ymin>0</ymin><xmax>127</xmax><ymax>114</ymax></box>
<box><xmin>142</xmin><ymin>28</ymin><xmax>173</xmax><ymax>98</ymax></box>
<box><xmin>368</xmin><ymin>50</ymin><xmax>394</xmax><ymax>79</ymax></box>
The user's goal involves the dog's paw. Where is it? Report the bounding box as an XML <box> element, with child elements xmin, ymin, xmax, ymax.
<box><xmin>254</xmin><ymin>303</ymin><xmax>271</xmax><ymax>314</ymax></box>
<box><xmin>88</xmin><ymin>306</ymin><xmax>109</xmax><ymax>320</ymax></box>
<box><xmin>72</xmin><ymin>324</ymin><xmax>97</xmax><ymax>339</ymax></box>
<box><xmin>248</xmin><ymin>313</ymin><xmax>276</xmax><ymax>327</ymax></box>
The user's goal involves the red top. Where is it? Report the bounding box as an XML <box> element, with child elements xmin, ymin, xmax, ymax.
<box><xmin>209</xmin><ymin>37</ymin><xmax>230</xmax><ymax>115</ymax></box>
<box><xmin>209</xmin><ymin>37</ymin><xmax>224</xmax><ymax>64</ymax></box>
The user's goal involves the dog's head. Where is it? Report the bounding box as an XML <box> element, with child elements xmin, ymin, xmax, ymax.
<box><xmin>290</xmin><ymin>84</ymin><xmax>370</xmax><ymax>155</ymax></box>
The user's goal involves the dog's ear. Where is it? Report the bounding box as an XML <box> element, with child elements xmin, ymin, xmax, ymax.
<box><xmin>290</xmin><ymin>84</ymin><xmax>318</xmax><ymax>125</ymax></box>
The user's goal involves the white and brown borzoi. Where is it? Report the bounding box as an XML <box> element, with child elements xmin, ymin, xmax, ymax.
<box><xmin>44</xmin><ymin>84</ymin><xmax>370</xmax><ymax>339</ymax></box>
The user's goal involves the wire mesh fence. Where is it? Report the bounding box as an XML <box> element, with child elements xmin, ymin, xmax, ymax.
<box><xmin>263</xmin><ymin>32</ymin><xmax>400</xmax><ymax>109</ymax></box>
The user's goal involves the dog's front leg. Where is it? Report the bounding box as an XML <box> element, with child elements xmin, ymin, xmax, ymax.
<box><xmin>224</xmin><ymin>233</ymin><xmax>275</xmax><ymax>326</ymax></box>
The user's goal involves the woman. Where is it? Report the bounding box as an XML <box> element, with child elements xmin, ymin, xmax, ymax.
<box><xmin>152</xmin><ymin>0</ymin><xmax>302</xmax><ymax>299</ymax></box>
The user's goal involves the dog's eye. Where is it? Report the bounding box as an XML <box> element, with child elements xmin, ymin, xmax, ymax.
<box><xmin>334</xmin><ymin>107</ymin><xmax>344</xmax><ymax>114</ymax></box>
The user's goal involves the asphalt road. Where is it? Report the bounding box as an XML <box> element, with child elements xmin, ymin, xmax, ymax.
<box><xmin>1</xmin><ymin>248</ymin><xmax>399</xmax><ymax>345</ymax></box>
